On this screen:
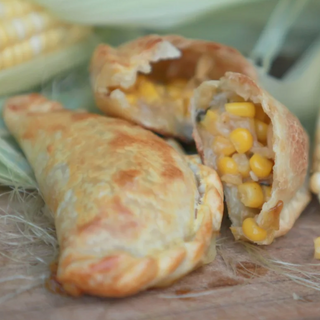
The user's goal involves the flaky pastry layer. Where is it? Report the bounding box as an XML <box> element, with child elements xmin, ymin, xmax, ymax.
<box><xmin>4</xmin><ymin>94</ymin><xmax>223</xmax><ymax>297</ymax></box>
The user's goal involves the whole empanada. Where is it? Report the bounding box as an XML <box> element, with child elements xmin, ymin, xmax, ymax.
<box><xmin>90</xmin><ymin>35</ymin><xmax>256</xmax><ymax>141</ymax></box>
<box><xmin>4</xmin><ymin>94</ymin><xmax>223</xmax><ymax>297</ymax></box>
<box><xmin>192</xmin><ymin>72</ymin><xmax>310</xmax><ymax>245</ymax></box>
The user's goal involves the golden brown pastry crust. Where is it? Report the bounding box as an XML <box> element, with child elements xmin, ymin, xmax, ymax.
<box><xmin>90</xmin><ymin>35</ymin><xmax>257</xmax><ymax>141</ymax></box>
<box><xmin>192</xmin><ymin>72</ymin><xmax>310</xmax><ymax>245</ymax></box>
<box><xmin>4</xmin><ymin>94</ymin><xmax>224</xmax><ymax>297</ymax></box>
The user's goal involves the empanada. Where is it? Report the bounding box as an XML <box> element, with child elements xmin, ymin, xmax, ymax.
<box><xmin>90</xmin><ymin>35</ymin><xmax>256</xmax><ymax>141</ymax></box>
<box><xmin>4</xmin><ymin>94</ymin><xmax>224</xmax><ymax>297</ymax></box>
<box><xmin>192</xmin><ymin>72</ymin><xmax>310</xmax><ymax>245</ymax></box>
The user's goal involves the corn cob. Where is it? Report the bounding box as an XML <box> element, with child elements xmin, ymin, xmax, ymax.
<box><xmin>0</xmin><ymin>25</ymin><xmax>92</xmax><ymax>71</ymax></box>
<box><xmin>0</xmin><ymin>11</ymin><xmax>62</xmax><ymax>50</ymax></box>
<box><xmin>0</xmin><ymin>0</ymin><xmax>92</xmax><ymax>71</ymax></box>
<box><xmin>0</xmin><ymin>0</ymin><xmax>37</xmax><ymax>20</ymax></box>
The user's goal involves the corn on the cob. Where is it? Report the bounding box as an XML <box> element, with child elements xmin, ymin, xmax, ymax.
<box><xmin>0</xmin><ymin>25</ymin><xmax>92</xmax><ymax>70</ymax></box>
<box><xmin>0</xmin><ymin>0</ymin><xmax>37</xmax><ymax>20</ymax></box>
<box><xmin>0</xmin><ymin>0</ymin><xmax>92</xmax><ymax>71</ymax></box>
<box><xmin>0</xmin><ymin>11</ymin><xmax>62</xmax><ymax>49</ymax></box>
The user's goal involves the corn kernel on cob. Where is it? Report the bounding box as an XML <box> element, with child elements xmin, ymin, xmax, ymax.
<box><xmin>0</xmin><ymin>25</ymin><xmax>92</xmax><ymax>70</ymax></box>
<box><xmin>0</xmin><ymin>11</ymin><xmax>62</xmax><ymax>49</ymax></box>
<box><xmin>0</xmin><ymin>0</ymin><xmax>37</xmax><ymax>20</ymax></box>
<box><xmin>0</xmin><ymin>0</ymin><xmax>92</xmax><ymax>71</ymax></box>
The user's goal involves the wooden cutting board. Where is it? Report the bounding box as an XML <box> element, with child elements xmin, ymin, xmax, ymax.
<box><xmin>1</xmin><ymin>191</ymin><xmax>320</xmax><ymax>320</ymax></box>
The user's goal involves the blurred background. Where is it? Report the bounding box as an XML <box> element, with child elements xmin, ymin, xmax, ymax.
<box><xmin>0</xmin><ymin>0</ymin><xmax>319</xmax><ymax>187</ymax></box>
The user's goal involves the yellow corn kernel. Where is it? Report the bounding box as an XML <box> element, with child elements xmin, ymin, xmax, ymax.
<box><xmin>230</xmin><ymin>94</ymin><xmax>245</xmax><ymax>102</ymax></box>
<box><xmin>204</xmin><ymin>109</ymin><xmax>219</xmax><ymax>121</ymax></box>
<box><xmin>225</xmin><ymin>102</ymin><xmax>256</xmax><ymax>118</ymax></box>
<box><xmin>255</xmin><ymin>119</ymin><xmax>268</xmax><ymax>143</ymax></box>
<box><xmin>262</xmin><ymin>185</ymin><xmax>272</xmax><ymax>202</ymax></box>
<box><xmin>212</xmin><ymin>136</ymin><xmax>236</xmax><ymax>156</ymax></box>
<box><xmin>217</xmin><ymin>157</ymin><xmax>238</xmax><ymax>175</ymax></box>
<box><xmin>255</xmin><ymin>105</ymin><xmax>269</xmax><ymax>123</ymax></box>
<box><xmin>232</xmin><ymin>153</ymin><xmax>250</xmax><ymax>178</ymax></box>
<box><xmin>249</xmin><ymin>154</ymin><xmax>273</xmax><ymax>178</ymax></box>
<box><xmin>238</xmin><ymin>182</ymin><xmax>264</xmax><ymax>208</ymax></box>
<box><xmin>242</xmin><ymin>217</ymin><xmax>267</xmax><ymax>242</ymax></box>
<box><xmin>126</xmin><ymin>94</ymin><xmax>137</xmax><ymax>105</ymax></box>
<box><xmin>138</xmin><ymin>78</ymin><xmax>159</xmax><ymax>102</ymax></box>
<box><xmin>314</xmin><ymin>237</ymin><xmax>320</xmax><ymax>259</ymax></box>
<box><xmin>201</xmin><ymin>110</ymin><xmax>219</xmax><ymax>135</ymax></box>
<box><xmin>229</xmin><ymin>128</ymin><xmax>253</xmax><ymax>154</ymax></box>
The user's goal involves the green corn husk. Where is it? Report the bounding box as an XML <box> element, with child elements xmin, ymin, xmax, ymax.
<box><xmin>31</xmin><ymin>0</ymin><xmax>264</xmax><ymax>29</ymax></box>
<box><xmin>0</xmin><ymin>33</ymin><xmax>99</xmax><ymax>96</ymax></box>
<box><xmin>0</xmin><ymin>67</ymin><xmax>100</xmax><ymax>188</ymax></box>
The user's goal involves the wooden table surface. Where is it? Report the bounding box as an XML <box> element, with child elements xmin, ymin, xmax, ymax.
<box><xmin>1</xmin><ymin>192</ymin><xmax>320</xmax><ymax>320</ymax></box>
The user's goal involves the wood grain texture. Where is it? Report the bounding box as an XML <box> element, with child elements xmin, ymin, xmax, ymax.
<box><xmin>0</xmin><ymin>192</ymin><xmax>320</xmax><ymax>320</ymax></box>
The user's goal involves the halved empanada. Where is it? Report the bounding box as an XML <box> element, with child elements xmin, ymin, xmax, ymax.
<box><xmin>90</xmin><ymin>35</ymin><xmax>256</xmax><ymax>141</ymax></box>
<box><xmin>192</xmin><ymin>72</ymin><xmax>310</xmax><ymax>245</ymax></box>
<box><xmin>4</xmin><ymin>94</ymin><xmax>223</xmax><ymax>297</ymax></box>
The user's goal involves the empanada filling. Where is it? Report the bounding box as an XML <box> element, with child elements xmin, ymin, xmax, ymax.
<box><xmin>109</xmin><ymin>54</ymin><xmax>211</xmax><ymax>119</ymax></box>
<box><xmin>197</xmin><ymin>93</ymin><xmax>276</xmax><ymax>242</ymax></box>
<box><xmin>118</xmin><ymin>74</ymin><xmax>193</xmax><ymax>117</ymax></box>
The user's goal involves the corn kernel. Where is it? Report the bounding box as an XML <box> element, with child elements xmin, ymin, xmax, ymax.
<box><xmin>238</xmin><ymin>182</ymin><xmax>264</xmax><ymax>208</ymax></box>
<box><xmin>138</xmin><ymin>78</ymin><xmax>159</xmax><ymax>102</ymax></box>
<box><xmin>225</xmin><ymin>102</ymin><xmax>255</xmax><ymax>118</ymax></box>
<box><xmin>126</xmin><ymin>94</ymin><xmax>137</xmax><ymax>105</ymax></box>
<box><xmin>229</xmin><ymin>128</ymin><xmax>253</xmax><ymax>154</ymax></box>
<box><xmin>249</xmin><ymin>154</ymin><xmax>273</xmax><ymax>178</ymax></box>
<box><xmin>242</xmin><ymin>217</ymin><xmax>267</xmax><ymax>242</ymax></box>
<box><xmin>201</xmin><ymin>110</ymin><xmax>219</xmax><ymax>134</ymax></box>
<box><xmin>255</xmin><ymin>120</ymin><xmax>268</xmax><ymax>143</ymax></box>
<box><xmin>230</xmin><ymin>94</ymin><xmax>245</xmax><ymax>102</ymax></box>
<box><xmin>217</xmin><ymin>157</ymin><xmax>238</xmax><ymax>175</ymax></box>
<box><xmin>232</xmin><ymin>153</ymin><xmax>250</xmax><ymax>178</ymax></box>
<box><xmin>255</xmin><ymin>105</ymin><xmax>269</xmax><ymax>123</ymax></box>
<box><xmin>310</xmin><ymin>172</ymin><xmax>320</xmax><ymax>194</ymax></box>
<box><xmin>0</xmin><ymin>25</ymin><xmax>92</xmax><ymax>71</ymax></box>
<box><xmin>204</xmin><ymin>109</ymin><xmax>219</xmax><ymax>121</ymax></box>
<box><xmin>262</xmin><ymin>185</ymin><xmax>272</xmax><ymax>202</ymax></box>
<box><xmin>314</xmin><ymin>237</ymin><xmax>320</xmax><ymax>259</ymax></box>
<box><xmin>212</xmin><ymin>136</ymin><xmax>236</xmax><ymax>156</ymax></box>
